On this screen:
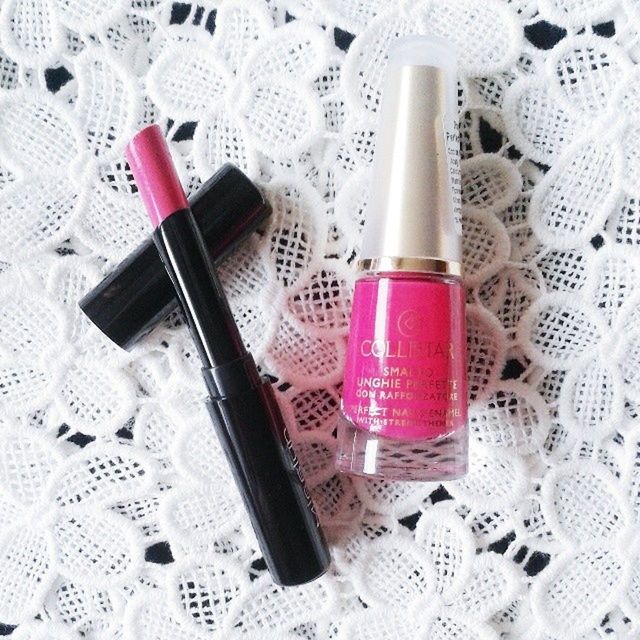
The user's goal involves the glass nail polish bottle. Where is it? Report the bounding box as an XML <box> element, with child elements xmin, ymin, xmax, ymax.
<box><xmin>336</xmin><ymin>36</ymin><xmax>468</xmax><ymax>481</ymax></box>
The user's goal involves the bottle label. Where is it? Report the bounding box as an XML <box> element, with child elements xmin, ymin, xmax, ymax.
<box><xmin>341</xmin><ymin>276</ymin><xmax>467</xmax><ymax>441</ymax></box>
<box><xmin>444</xmin><ymin>118</ymin><xmax>462</xmax><ymax>235</ymax></box>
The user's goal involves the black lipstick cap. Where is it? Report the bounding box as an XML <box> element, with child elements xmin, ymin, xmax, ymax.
<box><xmin>79</xmin><ymin>165</ymin><xmax>270</xmax><ymax>349</ymax></box>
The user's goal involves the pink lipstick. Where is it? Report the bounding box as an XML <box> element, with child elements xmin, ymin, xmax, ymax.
<box><xmin>126</xmin><ymin>125</ymin><xmax>189</xmax><ymax>227</ymax></box>
<box><xmin>336</xmin><ymin>36</ymin><xmax>468</xmax><ymax>481</ymax></box>
<box><xmin>126</xmin><ymin>124</ymin><xmax>330</xmax><ymax>585</ymax></box>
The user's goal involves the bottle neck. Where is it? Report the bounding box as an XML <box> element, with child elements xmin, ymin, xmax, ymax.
<box><xmin>357</xmin><ymin>256</ymin><xmax>462</xmax><ymax>277</ymax></box>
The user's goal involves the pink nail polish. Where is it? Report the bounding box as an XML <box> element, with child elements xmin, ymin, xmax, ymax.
<box><xmin>336</xmin><ymin>36</ymin><xmax>468</xmax><ymax>480</ymax></box>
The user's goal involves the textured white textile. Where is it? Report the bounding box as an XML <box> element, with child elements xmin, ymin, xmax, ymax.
<box><xmin>0</xmin><ymin>0</ymin><xmax>639</xmax><ymax>637</ymax></box>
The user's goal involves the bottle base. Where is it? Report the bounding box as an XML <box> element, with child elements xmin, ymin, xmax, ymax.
<box><xmin>335</xmin><ymin>416</ymin><xmax>468</xmax><ymax>481</ymax></box>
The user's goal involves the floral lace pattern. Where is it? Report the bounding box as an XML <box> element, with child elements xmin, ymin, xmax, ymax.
<box><xmin>0</xmin><ymin>0</ymin><xmax>639</xmax><ymax>637</ymax></box>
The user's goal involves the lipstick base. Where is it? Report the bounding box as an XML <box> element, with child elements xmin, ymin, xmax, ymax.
<box><xmin>335</xmin><ymin>416</ymin><xmax>468</xmax><ymax>481</ymax></box>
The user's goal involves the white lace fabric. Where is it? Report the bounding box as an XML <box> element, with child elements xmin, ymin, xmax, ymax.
<box><xmin>0</xmin><ymin>0</ymin><xmax>639</xmax><ymax>637</ymax></box>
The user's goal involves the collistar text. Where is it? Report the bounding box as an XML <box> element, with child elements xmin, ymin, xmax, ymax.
<box><xmin>360</xmin><ymin>339</ymin><xmax>453</xmax><ymax>359</ymax></box>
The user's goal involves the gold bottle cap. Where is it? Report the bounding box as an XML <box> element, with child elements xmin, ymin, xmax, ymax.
<box><xmin>359</xmin><ymin>36</ymin><xmax>462</xmax><ymax>276</ymax></box>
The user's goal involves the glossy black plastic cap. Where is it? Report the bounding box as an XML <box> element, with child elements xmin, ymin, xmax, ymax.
<box><xmin>79</xmin><ymin>164</ymin><xmax>270</xmax><ymax>350</ymax></box>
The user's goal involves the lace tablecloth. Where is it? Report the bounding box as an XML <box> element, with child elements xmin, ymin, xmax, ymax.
<box><xmin>0</xmin><ymin>0</ymin><xmax>639</xmax><ymax>638</ymax></box>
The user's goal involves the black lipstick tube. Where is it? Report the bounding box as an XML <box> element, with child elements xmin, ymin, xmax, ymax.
<box><xmin>78</xmin><ymin>164</ymin><xmax>271</xmax><ymax>350</ymax></box>
<box><xmin>126</xmin><ymin>125</ymin><xmax>330</xmax><ymax>586</ymax></box>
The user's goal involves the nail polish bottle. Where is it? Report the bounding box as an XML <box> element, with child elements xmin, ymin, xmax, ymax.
<box><xmin>336</xmin><ymin>36</ymin><xmax>468</xmax><ymax>481</ymax></box>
